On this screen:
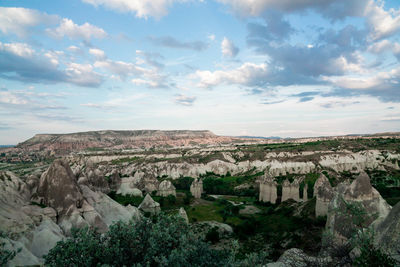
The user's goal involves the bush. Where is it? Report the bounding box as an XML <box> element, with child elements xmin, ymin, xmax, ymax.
<box><xmin>45</xmin><ymin>213</ymin><xmax>235</xmax><ymax>267</ymax></box>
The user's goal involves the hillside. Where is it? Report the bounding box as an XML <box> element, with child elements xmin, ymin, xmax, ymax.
<box><xmin>16</xmin><ymin>130</ymin><xmax>234</xmax><ymax>155</ymax></box>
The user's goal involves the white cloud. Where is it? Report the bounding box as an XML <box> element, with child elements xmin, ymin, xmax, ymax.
<box><xmin>82</xmin><ymin>0</ymin><xmax>186</xmax><ymax>19</ymax></box>
<box><xmin>365</xmin><ymin>0</ymin><xmax>400</xmax><ymax>40</ymax></box>
<box><xmin>89</xmin><ymin>48</ymin><xmax>106</xmax><ymax>59</ymax></box>
<box><xmin>94</xmin><ymin>58</ymin><xmax>168</xmax><ymax>88</ymax></box>
<box><xmin>47</xmin><ymin>18</ymin><xmax>107</xmax><ymax>41</ymax></box>
<box><xmin>368</xmin><ymin>39</ymin><xmax>400</xmax><ymax>56</ymax></box>
<box><xmin>221</xmin><ymin>37</ymin><xmax>239</xmax><ymax>58</ymax></box>
<box><xmin>0</xmin><ymin>7</ymin><xmax>58</xmax><ymax>37</ymax></box>
<box><xmin>67</xmin><ymin>45</ymin><xmax>82</xmax><ymax>54</ymax></box>
<box><xmin>0</xmin><ymin>41</ymin><xmax>103</xmax><ymax>87</ymax></box>
<box><xmin>65</xmin><ymin>63</ymin><xmax>104</xmax><ymax>87</ymax></box>
<box><xmin>0</xmin><ymin>42</ymin><xmax>35</xmax><ymax>58</ymax></box>
<box><xmin>194</xmin><ymin>62</ymin><xmax>269</xmax><ymax>88</ymax></box>
<box><xmin>324</xmin><ymin>66</ymin><xmax>400</xmax><ymax>90</ymax></box>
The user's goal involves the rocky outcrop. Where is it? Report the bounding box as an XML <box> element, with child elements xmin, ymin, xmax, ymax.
<box><xmin>116</xmin><ymin>176</ymin><xmax>143</xmax><ymax>197</ymax></box>
<box><xmin>0</xmin><ymin>171</ymin><xmax>65</xmax><ymax>266</ymax></box>
<box><xmin>17</xmin><ymin>130</ymin><xmax>233</xmax><ymax>155</ymax></box>
<box><xmin>157</xmin><ymin>180</ymin><xmax>176</xmax><ymax>197</ymax></box>
<box><xmin>138</xmin><ymin>194</ymin><xmax>160</xmax><ymax>214</ymax></box>
<box><xmin>374</xmin><ymin>201</ymin><xmax>400</xmax><ymax>262</ymax></box>
<box><xmin>80</xmin><ymin>185</ymin><xmax>141</xmax><ymax>226</ymax></box>
<box><xmin>326</xmin><ymin>172</ymin><xmax>391</xmax><ymax>242</ymax></box>
<box><xmin>259</xmin><ymin>175</ymin><xmax>277</xmax><ymax>204</ymax></box>
<box><xmin>35</xmin><ymin>159</ymin><xmax>84</xmax><ymax>218</ymax></box>
<box><xmin>314</xmin><ymin>174</ymin><xmax>334</xmax><ymax>217</ymax></box>
<box><xmin>179</xmin><ymin>207</ymin><xmax>189</xmax><ymax>224</ymax></box>
<box><xmin>281</xmin><ymin>179</ymin><xmax>300</xmax><ymax>202</ymax></box>
<box><xmin>83</xmin><ymin>164</ymin><xmax>110</xmax><ymax>193</ymax></box>
<box><xmin>190</xmin><ymin>178</ymin><xmax>203</xmax><ymax>198</ymax></box>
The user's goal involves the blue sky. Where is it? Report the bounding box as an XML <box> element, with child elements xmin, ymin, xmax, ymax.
<box><xmin>0</xmin><ymin>0</ymin><xmax>400</xmax><ymax>144</ymax></box>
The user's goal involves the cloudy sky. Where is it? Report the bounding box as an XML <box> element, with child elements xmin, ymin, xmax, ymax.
<box><xmin>1</xmin><ymin>0</ymin><xmax>400</xmax><ymax>144</ymax></box>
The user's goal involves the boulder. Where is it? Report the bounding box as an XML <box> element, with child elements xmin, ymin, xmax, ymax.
<box><xmin>138</xmin><ymin>194</ymin><xmax>160</xmax><ymax>214</ymax></box>
<box><xmin>326</xmin><ymin>172</ymin><xmax>391</xmax><ymax>242</ymax></box>
<box><xmin>157</xmin><ymin>180</ymin><xmax>176</xmax><ymax>197</ymax></box>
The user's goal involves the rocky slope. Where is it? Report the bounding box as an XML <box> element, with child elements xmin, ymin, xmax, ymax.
<box><xmin>15</xmin><ymin>130</ymin><xmax>234</xmax><ymax>155</ymax></box>
<box><xmin>0</xmin><ymin>160</ymin><xmax>141</xmax><ymax>266</ymax></box>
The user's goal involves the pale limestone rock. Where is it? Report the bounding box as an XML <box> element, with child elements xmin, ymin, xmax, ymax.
<box><xmin>290</xmin><ymin>179</ymin><xmax>300</xmax><ymax>202</ymax></box>
<box><xmin>190</xmin><ymin>178</ymin><xmax>203</xmax><ymax>198</ymax></box>
<box><xmin>259</xmin><ymin>174</ymin><xmax>277</xmax><ymax>204</ymax></box>
<box><xmin>157</xmin><ymin>180</ymin><xmax>176</xmax><ymax>197</ymax></box>
<box><xmin>25</xmin><ymin>218</ymin><xmax>64</xmax><ymax>258</ymax></box>
<box><xmin>314</xmin><ymin>174</ymin><xmax>334</xmax><ymax>217</ymax></box>
<box><xmin>117</xmin><ymin>179</ymin><xmax>143</xmax><ymax>197</ymax></box>
<box><xmin>179</xmin><ymin>207</ymin><xmax>189</xmax><ymax>224</ymax></box>
<box><xmin>80</xmin><ymin>184</ymin><xmax>141</xmax><ymax>225</ymax></box>
<box><xmin>138</xmin><ymin>194</ymin><xmax>160</xmax><ymax>214</ymax></box>
<box><xmin>3</xmin><ymin>238</ymin><xmax>41</xmax><ymax>267</ymax></box>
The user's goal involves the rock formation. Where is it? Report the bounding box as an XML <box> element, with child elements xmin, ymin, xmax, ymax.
<box><xmin>303</xmin><ymin>184</ymin><xmax>308</xmax><ymax>201</ymax></box>
<box><xmin>190</xmin><ymin>178</ymin><xmax>203</xmax><ymax>198</ymax></box>
<box><xmin>290</xmin><ymin>179</ymin><xmax>300</xmax><ymax>202</ymax></box>
<box><xmin>326</xmin><ymin>172</ymin><xmax>391</xmax><ymax>242</ymax></box>
<box><xmin>259</xmin><ymin>174</ymin><xmax>277</xmax><ymax>204</ymax></box>
<box><xmin>0</xmin><ymin>171</ymin><xmax>65</xmax><ymax>266</ymax></box>
<box><xmin>157</xmin><ymin>180</ymin><xmax>176</xmax><ymax>197</ymax></box>
<box><xmin>179</xmin><ymin>207</ymin><xmax>189</xmax><ymax>224</ymax></box>
<box><xmin>116</xmin><ymin>176</ymin><xmax>143</xmax><ymax>197</ymax></box>
<box><xmin>374</xmin><ymin>201</ymin><xmax>400</xmax><ymax>262</ymax></box>
<box><xmin>84</xmin><ymin>163</ymin><xmax>110</xmax><ymax>193</ymax></box>
<box><xmin>35</xmin><ymin>159</ymin><xmax>84</xmax><ymax>218</ymax></box>
<box><xmin>281</xmin><ymin>179</ymin><xmax>291</xmax><ymax>202</ymax></box>
<box><xmin>138</xmin><ymin>194</ymin><xmax>160</xmax><ymax>214</ymax></box>
<box><xmin>314</xmin><ymin>174</ymin><xmax>334</xmax><ymax>217</ymax></box>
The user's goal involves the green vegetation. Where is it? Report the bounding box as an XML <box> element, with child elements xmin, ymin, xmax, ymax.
<box><xmin>31</xmin><ymin>201</ymin><xmax>47</xmax><ymax>208</ymax></box>
<box><xmin>44</xmin><ymin>213</ymin><xmax>271</xmax><ymax>267</ymax></box>
<box><xmin>110</xmin><ymin>157</ymin><xmax>140</xmax><ymax>165</ymax></box>
<box><xmin>366</xmin><ymin>169</ymin><xmax>400</xmax><ymax>205</ymax></box>
<box><xmin>202</xmin><ymin>171</ymin><xmax>262</xmax><ymax>196</ymax></box>
<box><xmin>171</xmin><ymin>176</ymin><xmax>194</xmax><ymax>190</ymax></box>
<box><xmin>108</xmin><ymin>192</ymin><xmax>144</xmax><ymax>206</ymax></box>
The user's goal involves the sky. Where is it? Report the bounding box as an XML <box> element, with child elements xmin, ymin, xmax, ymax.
<box><xmin>0</xmin><ymin>0</ymin><xmax>400</xmax><ymax>144</ymax></box>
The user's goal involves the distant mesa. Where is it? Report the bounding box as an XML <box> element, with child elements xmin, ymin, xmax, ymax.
<box><xmin>15</xmin><ymin>130</ymin><xmax>234</xmax><ymax>155</ymax></box>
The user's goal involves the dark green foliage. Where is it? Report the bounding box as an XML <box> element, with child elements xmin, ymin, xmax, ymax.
<box><xmin>166</xmin><ymin>194</ymin><xmax>176</xmax><ymax>205</ymax></box>
<box><xmin>107</xmin><ymin>191</ymin><xmax>143</xmax><ymax>206</ymax></box>
<box><xmin>205</xmin><ymin>227</ymin><xmax>220</xmax><ymax>244</ymax></box>
<box><xmin>44</xmin><ymin>227</ymin><xmax>104</xmax><ymax>267</ymax></box>
<box><xmin>184</xmin><ymin>191</ymin><xmax>193</xmax><ymax>205</ymax></box>
<box><xmin>30</xmin><ymin>201</ymin><xmax>47</xmax><ymax>208</ymax></box>
<box><xmin>353</xmin><ymin>230</ymin><xmax>398</xmax><ymax>267</ymax></box>
<box><xmin>172</xmin><ymin>176</ymin><xmax>194</xmax><ymax>190</ymax></box>
<box><xmin>44</xmin><ymin>213</ymin><xmax>243</xmax><ymax>267</ymax></box>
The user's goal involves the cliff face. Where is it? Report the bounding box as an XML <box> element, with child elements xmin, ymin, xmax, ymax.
<box><xmin>16</xmin><ymin>130</ymin><xmax>233</xmax><ymax>155</ymax></box>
